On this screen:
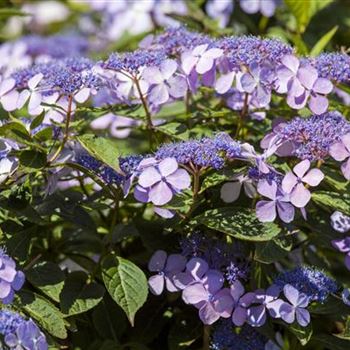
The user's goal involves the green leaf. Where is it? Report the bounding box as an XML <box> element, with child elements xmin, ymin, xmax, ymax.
<box><xmin>168</xmin><ymin>316</ymin><xmax>202</xmax><ymax>350</ymax></box>
<box><xmin>30</xmin><ymin>113</ymin><xmax>45</xmax><ymax>130</ymax></box>
<box><xmin>0</xmin><ymin>121</ymin><xmax>32</xmax><ymax>143</ymax></box>
<box><xmin>102</xmin><ymin>255</ymin><xmax>148</xmax><ymax>326</ymax></box>
<box><xmin>194</xmin><ymin>207</ymin><xmax>281</xmax><ymax>241</ymax></box>
<box><xmin>16</xmin><ymin>290</ymin><xmax>67</xmax><ymax>339</ymax></box>
<box><xmin>26</xmin><ymin>262</ymin><xmax>65</xmax><ymax>303</ymax></box>
<box><xmin>255</xmin><ymin>235</ymin><xmax>292</xmax><ymax>263</ymax></box>
<box><xmin>312</xmin><ymin>191</ymin><xmax>350</xmax><ymax>216</ymax></box>
<box><xmin>310</xmin><ymin>26</ymin><xmax>338</xmax><ymax>56</ymax></box>
<box><xmin>284</xmin><ymin>0</ymin><xmax>311</xmax><ymax>33</ymax></box>
<box><xmin>19</xmin><ymin>150</ymin><xmax>47</xmax><ymax>169</ymax></box>
<box><xmin>312</xmin><ymin>334</ymin><xmax>350</xmax><ymax>350</ymax></box>
<box><xmin>92</xmin><ymin>298</ymin><xmax>128</xmax><ymax>340</ymax></box>
<box><xmin>77</xmin><ymin>134</ymin><xmax>122</xmax><ymax>171</ymax></box>
<box><xmin>309</xmin><ymin>295</ymin><xmax>350</xmax><ymax>316</ymax></box>
<box><xmin>60</xmin><ymin>271</ymin><xmax>104</xmax><ymax>316</ymax></box>
<box><xmin>156</xmin><ymin>122</ymin><xmax>189</xmax><ymax>141</ymax></box>
<box><xmin>284</xmin><ymin>0</ymin><xmax>333</xmax><ymax>33</ymax></box>
<box><xmin>0</xmin><ymin>8</ymin><xmax>30</xmax><ymax>18</ymax></box>
<box><xmin>289</xmin><ymin>322</ymin><xmax>313</xmax><ymax>345</ymax></box>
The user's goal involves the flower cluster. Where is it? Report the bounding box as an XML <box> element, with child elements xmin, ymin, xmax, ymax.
<box><xmin>262</xmin><ymin>111</ymin><xmax>350</xmax><ymax>161</ymax></box>
<box><xmin>0</xmin><ymin>248</ymin><xmax>25</xmax><ymax>304</ymax></box>
<box><xmin>1</xmin><ymin>57</ymin><xmax>101</xmax><ymax>118</ymax></box>
<box><xmin>307</xmin><ymin>52</ymin><xmax>350</xmax><ymax>84</ymax></box>
<box><xmin>0</xmin><ymin>33</ymin><xmax>89</xmax><ymax>77</ymax></box>
<box><xmin>273</xmin><ymin>266</ymin><xmax>338</xmax><ymax>303</ymax></box>
<box><xmin>0</xmin><ymin>309</ymin><xmax>48</xmax><ymax>350</ymax></box>
<box><xmin>210</xmin><ymin>321</ymin><xmax>276</xmax><ymax>350</ymax></box>
<box><xmin>180</xmin><ymin>232</ymin><xmax>249</xmax><ymax>280</ymax></box>
<box><xmin>155</xmin><ymin>133</ymin><xmax>242</xmax><ymax>170</ymax></box>
<box><xmin>148</xmin><ymin>247</ymin><xmax>337</xmax><ymax>327</ymax></box>
<box><xmin>70</xmin><ymin>28</ymin><xmax>347</xmax><ymax>120</ymax></box>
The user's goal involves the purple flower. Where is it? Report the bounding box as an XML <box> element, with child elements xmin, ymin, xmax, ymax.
<box><xmin>142</xmin><ymin>59</ymin><xmax>187</xmax><ymax>105</ymax></box>
<box><xmin>5</xmin><ymin>319</ymin><xmax>48</xmax><ymax>350</ymax></box>
<box><xmin>156</xmin><ymin>134</ymin><xmax>241</xmax><ymax>170</ymax></box>
<box><xmin>274</xmin><ymin>266</ymin><xmax>337</xmax><ymax>303</ymax></box>
<box><xmin>0</xmin><ymin>309</ymin><xmax>25</xmax><ymax>338</ymax></box>
<box><xmin>215</xmin><ymin>70</ymin><xmax>236</xmax><ymax>94</ymax></box>
<box><xmin>173</xmin><ymin>257</ymin><xmax>210</xmax><ymax>290</ymax></box>
<box><xmin>220</xmin><ymin>173</ymin><xmax>256</xmax><ymax>203</ymax></box>
<box><xmin>246</xmin><ymin>286</ymin><xmax>284</xmax><ymax>327</ymax></box>
<box><xmin>206</xmin><ymin>0</ymin><xmax>234</xmax><ymax>28</ymax></box>
<box><xmin>135</xmin><ymin>157</ymin><xmax>191</xmax><ymax>206</ymax></box>
<box><xmin>182</xmin><ymin>44</ymin><xmax>223</xmax><ymax>76</ymax></box>
<box><xmin>0</xmin><ymin>77</ymin><xmax>19</xmax><ymax>112</ymax></box>
<box><xmin>240</xmin><ymin>62</ymin><xmax>274</xmax><ymax>107</ymax></box>
<box><xmin>277</xmin><ymin>55</ymin><xmax>333</xmax><ymax>114</ymax></box>
<box><xmin>256</xmin><ymin>179</ymin><xmax>295</xmax><ymax>223</ymax></box>
<box><xmin>329</xmin><ymin>133</ymin><xmax>350</xmax><ymax>180</ymax></box>
<box><xmin>91</xmin><ymin>114</ymin><xmax>140</xmax><ymax>139</ymax></box>
<box><xmin>16</xmin><ymin>73</ymin><xmax>43</xmax><ymax>115</ymax></box>
<box><xmin>332</xmin><ymin>237</ymin><xmax>350</xmax><ymax>270</ymax></box>
<box><xmin>230</xmin><ymin>280</ymin><xmax>255</xmax><ymax>326</ymax></box>
<box><xmin>182</xmin><ymin>269</ymin><xmax>233</xmax><ymax>325</ymax></box>
<box><xmin>148</xmin><ymin>250</ymin><xmax>186</xmax><ymax>295</ymax></box>
<box><xmin>279</xmin><ymin>284</ymin><xmax>310</xmax><ymax>326</ymax></box>
<box><xmin>263</xmin><ymin>112</ymin><xmax>350</xmax><ymax>161</ymax></box>
<box><xmin>211</xmin><ymin>321</ymin><xmax>270</xmax><ymax>350</ymax></box>
<box><xmin>218</xmin><ymin>36</ymin><xmax>293</xmax><ymax>68</ymax></box>
<box><xmin>0</xmin><ymin>248</ymin><xmax>25</xmax><ymax>304</ymax></box>
<box><xmin>342</xmin><ymin>288</ymin><xmax>350</xmax><ymax>306</ymax></box>
<box><xmin>331</xmin><ymin>211</ymin><xmax>350</xmax><ymax>233</ymax></box>
<box><xmin>281</xmin><ymin>160</ymin><xmax>324</xmax><ymax>208</ymax></box>
<box><xmin>311</xmin><ymin>52</ymin><xmax>350</xmax><ymax>84</ymax></box>
<box><xmin>240</xmin><ymin>0</ymin><xmax>279</xmax><ymax>17</ymax></box>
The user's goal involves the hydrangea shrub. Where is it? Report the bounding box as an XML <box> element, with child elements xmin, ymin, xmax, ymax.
<box><xmin>1</xmin><ymin>1</ymin><xmax>350</xmax><ymax>349</ymax></box>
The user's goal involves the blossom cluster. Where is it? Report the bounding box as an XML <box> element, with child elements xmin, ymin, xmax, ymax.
<box><xmin>0</xmin><ymin>309</ymin><xmax>48</xmax><ymax>350</ymax></box>
<box><xmin>71</xmin><ymin>122</ymin><xmax>333</xmax><ymax>222</ymax></box>
<box><xmin>147</xmin><ymin>244</ymin><xmax>338</xmax><ymax>328</ymax></box>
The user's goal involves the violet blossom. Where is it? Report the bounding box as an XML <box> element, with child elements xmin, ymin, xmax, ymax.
<box><xmin>279</xmin><ymin>284</ymin><xmax>310</xmax><ymax>326</ymax></box>
<box><xmin>329</xmin><ymin>133</ymin><xmax>350</xmax><ymax>180</ymax></box>
<box><xmin>220</xmin><ymin>173</ymin><xmax>256</xmax><ymax>203</ymax></box>
<box><xmin>276</xmin><ymin>55</ymin><xmax>333</xmax><ymax>114</ymax></box>
<box><xmin>0</xmin><ymin>77</ymin><xmax>19</xmax><ymax>112</ymax></box>
<box><xmin>182</xmin><ymin>44</ymin><xmax>223</xmax><ymax>76</ymax></box>
<box><xmin>239</xmin><ymin>62</ymin><xmax>275</xmax><ymax>107</ymax></box>
<box><xmin>256</xmin><ymin>179</ymin><xmax>295</xmax><ymax>223</ymax></box>
<box><xmin>240</xmin><ymin>0</ymin><xmax>279</xmax><ymax>17</ymax></box>
<box><xmin>331</xmin><ymin>211</ymin><xmax>350</xmax><ymax>233</ymax></box>
<box><xmin>332</xmin><ymin>237</ymin><xmax>350</xmax><ymax>271</ymax></box>
<box><xmin>135</xmin><ymin>157</ymin><xmax>191</xmax><ymax>206</ymax></box>
<box><xmin>230</xmin><ymin>280</ymin><xmax>255</xmax><ymax>326</ymax></box>
<box><xmin>0</xmin><ymin>248</ymin><xmax>25</xmax><ymax>304</ymax></box>
<box><xmin>182</xmin><ymin>269</ymin><xmax>233</xmax><ymax>325</ymax></box>
<box><xmin>246</xmin><ymin>285</ymin><xmax>284</xmax><ymax>327</ymax></box>
<box><xmin>281</xmin><ymin>160</ymin><xmax>324</xmax><ymax>208</ymax></box>
<box><xmin>16</xmin><ymin>73</ymin><xmax>43</xmax><ymax>115</ymax></box>
<box><xmin>148</xmin><ymin>250</ymin><xmax>186</xmax><ymax>295</ymax></box>
<box><xmin>142</xmin><ymin>59</ymin><xmax>187</xmax><ymax>106</ymax></box>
